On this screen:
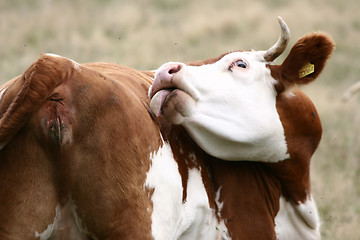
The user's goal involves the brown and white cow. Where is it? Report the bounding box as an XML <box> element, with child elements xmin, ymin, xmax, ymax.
<box><xmin>0</xmin><ymin>18</ymin><xmax>334</xmax><ymax>239</ymax></box>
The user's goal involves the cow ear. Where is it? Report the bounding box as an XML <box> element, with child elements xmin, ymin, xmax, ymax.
<box><xmin>268</xmin><ymin>32</ymin><xmax>335</xmax><ymax>92</ymax></box>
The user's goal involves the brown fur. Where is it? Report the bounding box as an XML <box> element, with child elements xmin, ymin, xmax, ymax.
<box><xmin>0</xmin><ymin>56</ymin><xmax>159</xmax><ymax>239</ymax></box>
<box><xmin>0</xmin><ymin>55</ymin><xmax>72</xmax><ymax>147</ymax></box>
<box><xmin>268</xmin><ymin>89</ymin><xmax>322</xmax><ymax>203</ymax></box>
<box><xmin>207</xmin><ymin>159</ymin><xmax>281</xmax><ymax>239</ymax></box>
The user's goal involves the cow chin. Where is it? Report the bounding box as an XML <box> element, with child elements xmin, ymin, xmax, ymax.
<box><xmin>160</xmin><ymin>89</ymin><xmax>195</xmax><ymax>125</ymax></box>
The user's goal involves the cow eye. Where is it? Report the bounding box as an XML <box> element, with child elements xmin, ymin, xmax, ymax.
<box><xmin>228</xmin><ymin>59</ymin><xmax>248</xmax><ymax>72</ymax></box>
<box><xmin>235</xmin><ymin>59</ymin><xmax>247</xmax><ymax>68</ymax></box>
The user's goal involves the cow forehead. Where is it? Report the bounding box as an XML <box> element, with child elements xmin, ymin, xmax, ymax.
<box><xmin>215</xmin><ymin>50</ymin><xmax>266</xmax><ymax>65</ymax></box>
<box><xmin>185</xmin><ymin>50</ymin><xmax>270</xmax><ymax>80</ymax></box>
<box><xmin>180</xmin><ymin>50</ymin><xmax>275</xmax><ymax>91</ymax></box>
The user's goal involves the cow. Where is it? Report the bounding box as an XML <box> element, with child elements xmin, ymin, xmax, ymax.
<box><xmin>0</xmin><ymin>17</ymin><xmax>334</xmax><ymax>240</ymax></box>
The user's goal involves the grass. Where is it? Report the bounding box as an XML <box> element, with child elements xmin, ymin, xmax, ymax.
<box><xmin>1</xmin><ymin>0</ymin><xmax>360</xmax><ymax>238</ymax></box>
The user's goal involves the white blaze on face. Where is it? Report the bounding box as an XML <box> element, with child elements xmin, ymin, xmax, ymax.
<box><xmin>150</xmin><ymin>51</ymin><xmax>289</xmax><ymax>162</ymax></box>
<box><xmin>275</xmin><ymin>195</ymin><xmax>321</xmax><ymax>240</ymax></box>
<box><xmin>145</xmin><ymin>138</ymin><xmax>229</xmax><ymax>240</ymax></box>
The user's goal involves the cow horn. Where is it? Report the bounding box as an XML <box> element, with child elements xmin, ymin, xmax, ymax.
<box><xmin>263</xmin><ymin>17</ymin><xmax>290</xmax><ymax>62</ymax></box>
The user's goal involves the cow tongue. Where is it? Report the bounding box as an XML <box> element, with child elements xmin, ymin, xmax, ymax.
<box><xmin>150</xmin><ymin>89</ymin><xmax>172</xmax><ymax>117</ymax></box>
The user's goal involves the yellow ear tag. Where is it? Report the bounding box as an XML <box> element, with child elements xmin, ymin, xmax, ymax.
<box><xmin>299</xmin><ymin>62</ymin><xmax>315</xmax><ymax>78</ymax></box>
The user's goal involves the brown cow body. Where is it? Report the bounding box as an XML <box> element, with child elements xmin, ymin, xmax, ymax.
<box><xmin>0</xmin><ymin>58</ymin><xmax>160</xmax><ymax>239</ymax></box>
<box><xmin>0</xmin><ymin>18</ymin><xmax>334</xmax><ymax>240</ymax></box>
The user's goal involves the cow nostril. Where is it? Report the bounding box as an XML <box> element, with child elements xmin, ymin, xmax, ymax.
<box><xmin>168</xmin><ymin>64</ymin><xmax>182</xmax><ymax>75</ymax></box>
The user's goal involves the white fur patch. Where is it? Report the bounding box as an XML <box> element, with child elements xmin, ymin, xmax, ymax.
<box><xmin>71</xmin><ymin>200</ymin><xmax>97</xmax><ymax>239</ymax></box>
<box><xmin>145</xmin><ymin>138</ymin><xmax>230</xmax><ymax>240</ymax></box>
<box><xmin>176</xmin><ymin>168</ymin><xmax>218</xmax><ymax>239</ymax></box>
<box><xmin>275</xmin><ymin>195</ymin><xmax>321</xmax><ymax>240</ymax></box>
<box><xmin>35</xmin><ymin>205</ymin><xmax>59</xmax><ymax>240</ymax></box>
<box><xmin>34</xmin><ymin>198</ymin><xmax>94</xmax><ymax>240</ymax></box>
<box><xmin>214</xmin><ymin>186</ymin><xmax>231</xmax><ymax>240</ymax></box>
<box><xmin>145</xmin><ymin>139</ymin><xmax>183</xmax><ymax>239</ymax></box>
<box><xmin>215</xmin><ymin>186</ymin><xmax>224</xmax><ymax>215</ymax></box>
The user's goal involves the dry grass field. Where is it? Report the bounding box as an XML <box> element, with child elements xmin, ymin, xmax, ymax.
<box><xmin>1</xmin><ymin>0</ymin><xmax>359</xmax><ymax>239</ymax></box>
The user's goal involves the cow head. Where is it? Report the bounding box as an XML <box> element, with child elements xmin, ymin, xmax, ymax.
<box><xmin>149</xmin><ymin>17</ymin><xmax>334</xmax><ymax>162</ymax></box>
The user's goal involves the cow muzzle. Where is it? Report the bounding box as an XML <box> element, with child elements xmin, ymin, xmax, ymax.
<box><xmin>148</xmin><ymin>62</ymin><xmax>199</xmax><ymax>124</ymax></box>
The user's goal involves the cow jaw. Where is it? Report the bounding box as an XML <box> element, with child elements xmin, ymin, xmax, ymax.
<box><xmin>149</xmin><ymin>51</ymin><xmax>290</xmax><ymax>162</ymax></box>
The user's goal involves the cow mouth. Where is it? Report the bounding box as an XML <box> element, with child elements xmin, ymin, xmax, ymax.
<box><xmin>149</xmin><ymin>87</ymin><xmax>178</xmax><ymax>117</ymax></box>
<box><xmin>149</xmin><ymin>82</ymin><xmax>199</xmax><ymax>119</ymax></box>
<box><xmin>148</xmin><ymin>65</ymin><xmax>200</xmax><ymax>118</ymax></box>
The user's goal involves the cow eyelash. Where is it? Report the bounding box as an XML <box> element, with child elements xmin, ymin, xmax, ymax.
<box><xmin>228</xmin><ymin>59</ymin><xmax>248</xmax><ymax>72</ymax></box>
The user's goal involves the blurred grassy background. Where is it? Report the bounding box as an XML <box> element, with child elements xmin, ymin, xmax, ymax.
<box><xmin>1</xmin><ymin>0</ymin><xmax>359</xmax><ymax>239</ymax></box>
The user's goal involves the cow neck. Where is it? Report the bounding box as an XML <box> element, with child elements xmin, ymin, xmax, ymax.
<box><xmin>206</xmin><ymin>158</ymin><xmax>281</xmax><ymax>239</ymax></box>
<box><xmin>158</xmin><ymin>117</ymin><xmax>216</xmax><ymax>208</ymax></box>
<box><xmin>158</xmin><ymin>116</ymin><xmax>282</xmax><ymax>238</ymax></box>
<box><xmin>269</xmin><ymin>88</ymin><xmax>322</xmax><ymax>204</ymax></box>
